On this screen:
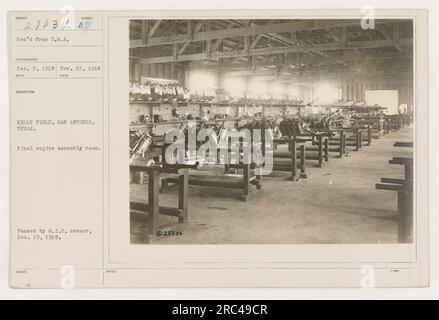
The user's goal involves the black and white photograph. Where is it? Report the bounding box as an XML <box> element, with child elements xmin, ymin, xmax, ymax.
<box><xmin>128</xmin><ymin>18</ymin><xmax>414</xmax><ymax>245</ymax></box>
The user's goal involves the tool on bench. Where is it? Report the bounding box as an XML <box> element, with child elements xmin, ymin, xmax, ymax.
<box><xmin>160</xmin><ymin>119</ymin><xmax>264</xmax><ymax>201</ymax></box>
<box><xmin>375</xmin><ymin>142</ymin><xmax>413</xmax><ymax>243</ymax></box>
<box><xmin>130</xmin><ymin>165</ymin><xmax>189</xmax><ymax>241</ymax></box>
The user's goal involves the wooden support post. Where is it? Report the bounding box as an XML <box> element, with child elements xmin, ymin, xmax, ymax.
<box><xmin>397</xmin><ymin>191</ymin><xmax>413</xmax><ymax>243</ymax></box>
<box><xmin>354</xmin><ymin>129</ymin><xmax>360</xmax><ymax>151</ymax></box>
<box><xmin>178</xmin><ymin>169</ymin><xmax>189</xmax><ymax>223</ymax></box>
<box><xmin>358</xmin><ymin>130</ymin><xmax>362</xmax><ymax>149</ymax></box>
<box><xmin>242</xmin><ymin>164</ymin><xmax>250</xmax><ymax>201</ymax></box>
<box><xmin>376</xmin><ymin>153</ymin><xmax>413</xmax><ymax>243</ymax></box>
<box><xmin>300</xmin><ymin>144</ymin><xmax>306</xmax><ymax>173</ymax></box>
<box><xmin>255</xmin><ymin>167</ymin><xmax>262</xmax><ymax>190</ymax></box>
<box><xmin>147</xmin><ymin>168</ymin><xmax>160</xmax><ymax>237</ymax></box>
<box><xmin>141</xmin><ymin>21</ymin><xmax>149</xmax><ymax>45</ymax></box>
<box><xmin>225</xmin><ymin>137</ymin><xmax>231</xmax><ymax>174</ymax></box>
<box><xmin>405</xmin><ymin>163</ymin><xmax>413</xmax><ymax>183</ymax></box>
<box><xmin>161</xmin><ymin>143</ymin><xmax>167</xmax><ymax>166</ymax></box>
<box><xmin>339</xmin><ymin>130</ymin><xmax>344</xmax><ymax>157</ymax></box>
<box><xmin>342</xmin><ymin>132</ymin><xmax>346</xmax><ymax>154</ymax></box>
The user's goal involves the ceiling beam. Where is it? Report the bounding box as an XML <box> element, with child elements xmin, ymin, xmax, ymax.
<box><xmin>188</xmin><ymin>55</ymin><xmax>412</xmax><ymax>73</ymax></box>
<box><xmin>148</xmin><ymin>20</ymin><xmax>162</xmax><ymax>38</ymax></box>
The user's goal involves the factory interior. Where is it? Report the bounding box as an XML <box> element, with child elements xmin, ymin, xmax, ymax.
<box><xmin>128</xmin><ymin>19</ymin><xmax>414</xmax><ymax>245</ymax></box>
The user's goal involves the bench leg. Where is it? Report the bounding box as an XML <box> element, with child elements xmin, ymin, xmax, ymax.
<box><xmin>160</xmin><ymin>179</ymin><xmax>169</xmax><ymax>193</ymax></box>
<box><xmin>290</xmin><ymin>139</ymin><xmax>297</xmax><ymax>180</ymax></box>
<box><xmin>339</xmin><ymin>130</ymin><xmax>344</xmax><ymax>157</ymax></box>
<box><xmin>241</xmin><ymin>164</ymin><xmax>250</xmax><ymax>201</ymax></box>
<box><xmin>148</xmin><ymin>169</ymin><xmax>160</xmax><ymax>237</ymax></box>
<box><xmin>178</xmin><ymin>170</ymin><xmax>189</xmax><ymax>223</ymax></box>
<box><xmin>368</xmin><ymin>126</ymin><xmax>372</xmax><ymax>146</ymax></box>
<box><xmin>355</xmin><ymin>130</ymin><xmax>360</xmax><ymax>151</ymax></box>
<box><xmin>255</xmin><ymin>166</ymin><xmax>262</xmax><ymax>190</ymax></box>
<box><xmin>324</xmin><ymin>137</ymin><xmax>329</xmax><ymax>162</ymax></box>
<box><xmin>225</xmin><ymin>138</ymin><xmax>231</xmax><ymax>173</ymax></box>
<box><xmin>318</xmin><ymin>136</ymin><xmax>323</xmax><ymax>167</ymax></box>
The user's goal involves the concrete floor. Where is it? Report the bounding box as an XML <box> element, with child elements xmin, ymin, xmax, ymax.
<box><xmin>130</xmin><ymin>126</ymin><xmax>413</xmax><ymax>244</ymax></box>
